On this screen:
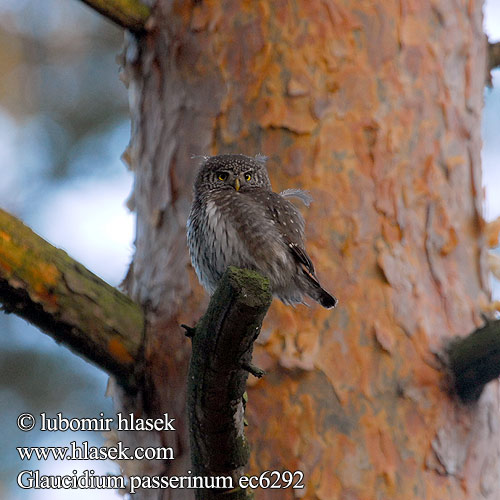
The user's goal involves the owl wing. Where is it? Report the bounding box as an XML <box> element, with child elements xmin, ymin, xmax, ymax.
<box><xmin>262</xmin><ymin>191</ymin><xmax>317</xmax><ymax>278</ymax></box>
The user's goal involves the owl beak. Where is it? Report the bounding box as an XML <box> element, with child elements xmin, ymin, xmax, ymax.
<box><xmin>234</xmin><ymin>178</ymin><xmax>240</xmax><ymax>191</ymax></box>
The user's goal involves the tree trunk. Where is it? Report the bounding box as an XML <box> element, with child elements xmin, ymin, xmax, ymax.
<box><xmin>120</xmin><ymin>1</ymin><xmax>496</xmax><ymax>498</ymax></box>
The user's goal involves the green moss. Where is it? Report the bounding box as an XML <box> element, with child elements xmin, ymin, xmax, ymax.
<box><xmin>227</xmin><ymin>267</ymin><xmax>272</xmax><ymax>306</ymax></box>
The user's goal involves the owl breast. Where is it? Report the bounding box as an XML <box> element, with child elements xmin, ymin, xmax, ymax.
<box><xmin>187</xmin><ymin>187</ymin><xmax>297</xmax><ymax>298</ymax></box>
<box><xmin>187</xmin><ymin>193</ymin><xmax>253</xmax><ymax>293</ymax></box>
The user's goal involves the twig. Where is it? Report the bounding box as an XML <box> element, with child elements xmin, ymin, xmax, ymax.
<box><xmin>0</xmin><ymin>209</ymin><xmax>143</xmax><ymax>390</ymax></box>
<box><xmin>187</xmin><ymin>267</ymin><xmax>272</xmax><ymax>500</ymax></box>
<box><xmin>487</xmin><ymin>41</ymin><xmax>500</xmax><ymax>86</ymax></box>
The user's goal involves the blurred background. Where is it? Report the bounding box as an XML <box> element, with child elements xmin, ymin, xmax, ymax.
<box><xmin>0</xmin><ymin>1</ymin><xmax>130</xmax><ymax>498</ymax></box>
<box><xmin>0</xmin><ymin>0</ymin><xmax>498</xmax><ymax>498</ymax></box>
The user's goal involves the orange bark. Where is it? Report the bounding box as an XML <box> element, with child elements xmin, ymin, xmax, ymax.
<box><xmin>122</xmin><ymin>0</ymin><xmax>494</xmax><ymax>498</ymax></box>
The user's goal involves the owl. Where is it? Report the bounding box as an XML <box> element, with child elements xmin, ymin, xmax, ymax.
<box><xmin>187</xmin><ymin>154</ymin><xmax>337</xmax><ymax>309</ymax></box>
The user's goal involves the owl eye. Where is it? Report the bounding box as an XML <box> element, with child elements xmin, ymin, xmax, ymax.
<box><xmin>218</xmin><ymin>172</ymin><xmax>228</xmax><ymax>181</ymax></box>
<box><xmin>244</xmin><ymin>173</ymin><xmax>252</xmax><ymax>181</ymax></box>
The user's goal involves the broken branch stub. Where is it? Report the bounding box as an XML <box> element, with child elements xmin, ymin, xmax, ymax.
<box><xmin>187</xmin><ymin>267</ymin><xmax>272</xmax><ymax>500</ymax></box>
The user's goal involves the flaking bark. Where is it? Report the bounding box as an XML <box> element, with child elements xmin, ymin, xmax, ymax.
<box><xmin>0</xmin><ymin>209</ymin><xmax>143</xmax><ymax>390</ymax></box>
<box><xmin>188</xmin><ymin>267</ymin><xmax>272</xmax><ymax>500</ymax></box>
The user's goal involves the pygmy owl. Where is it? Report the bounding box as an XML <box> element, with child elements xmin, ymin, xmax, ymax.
<box><xmin>187</xmin><ymin>154</ymin><xmax>337</xmax><ymax>309</ymax></box>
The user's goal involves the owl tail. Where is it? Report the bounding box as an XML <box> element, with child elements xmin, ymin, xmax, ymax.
<box><xmin>304</xmin><ymin>274</ymin><xmax>337</xmax><ymax>309</ymax></box>
<box><xmin>291</xmin><ymin>243</ymin><xmax>338</xmax><ymax>309</ymax></box>
<box><xmin>313</xmin><ymin>286</ymin><xmax>338</xmax><ymax>309</ymax></box>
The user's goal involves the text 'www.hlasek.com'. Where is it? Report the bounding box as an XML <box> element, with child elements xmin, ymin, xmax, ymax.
<box><xmin>16</xmin><ymin>412</ymin><xmax>305</xmax><ymax>494</ymax></box>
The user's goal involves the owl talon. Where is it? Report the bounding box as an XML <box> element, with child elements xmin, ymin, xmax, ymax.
<box><xmin>241</xmin><ymin>360</ymin><xmax>266</xmax><ymax>378</ymax></box>
<box><xmin>181</xmin><ymin>324</ymin><xmax>196</xmax><ymax>338</ymax></box>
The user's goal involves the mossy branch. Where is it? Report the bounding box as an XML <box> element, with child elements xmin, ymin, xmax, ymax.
<box><xmin>448</xmin><ymin>319</ymin><xmax>500</xmax><ymax>402</ymax></box>
<box><xmin>79</xmin><ymin>0</ymin><xmax>150</xmax><ymax>32</ymax></box>
<box><xmin>0</xmin><ymin>209</ymin><xmax>144</xmax><ymax>390</ymax></box>
<box><xmin>187</xmin><ymin>267</ymin><xmax>272</xmax><ymax>500</ymax></box>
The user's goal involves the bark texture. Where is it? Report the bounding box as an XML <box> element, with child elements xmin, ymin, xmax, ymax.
<box><xmin>0</xmin><ymin>209</ymin><xmax>143</xmax><ymax>388</ymax></box>
<box><xmin>121</xmin><ymin>1</ymin><xmax>496</xmax><ymax>499</ymax></box>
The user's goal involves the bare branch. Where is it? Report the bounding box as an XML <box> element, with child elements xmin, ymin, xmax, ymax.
<box><xmin>0</xmin><ymin>209</ymin><xmax>143</xmax><ymax>390</ymax></box>
<box><xmin>487</xmin><ymin>41</ymin><xmax>500</xmax><ymax>86</ymax></box>
<box><xmin>489</xmin><ymin>42</ymin><xmax>500</xmax><ymax>71</ymax></box>
<box><xmin>188</xmin><ymin>267</ymin><xmax>272</xmax><ymax>500</ymax></box>
<box><xmin>447</xmin><ymin>318</ymin><xmax>500</xmax><ymax>402</ymax></box>
<box><xmin>79</xmin><ymin>0</ymin><xmax>150</xmax><ymax>32</ymax></box>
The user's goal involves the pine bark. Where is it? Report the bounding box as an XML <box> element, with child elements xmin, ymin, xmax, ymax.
<box><xmin>120</xmin><ymin>1</ymin><xmax>496</xmax><ymax>499</ymax></box>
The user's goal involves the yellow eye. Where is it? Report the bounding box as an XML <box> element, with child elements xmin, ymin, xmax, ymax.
<box><xmin>218</xmin><ymin>172</ymin><xmax>228</xmax><ymax>181</ymax></box>
<box><xmin>244</xmin><ymin>173</ymin><xmax>252</xmax><ymax>181</ymax></box>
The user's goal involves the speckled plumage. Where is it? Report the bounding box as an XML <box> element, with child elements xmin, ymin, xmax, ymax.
<box><xmin>187</xmin><ymin>154</ymin><xmax>337</xmax><ymax>308</ymax></box>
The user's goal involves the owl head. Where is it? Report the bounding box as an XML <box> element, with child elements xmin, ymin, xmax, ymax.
<box><xmin>193</xmin><ymin>154</ymin><xmax>272</xmax><ymax>196</ymax></box>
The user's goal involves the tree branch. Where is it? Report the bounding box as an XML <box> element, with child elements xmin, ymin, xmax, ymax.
<box><xmin>79</xmin><ymin>0</ymin><xmax>150</xmax><ymax>32</ymax></box>
<box><xmin>487</xmin><ymin>41</ymin><xmax>500</xmax><ymax>86</ymax></box>
<box><xmin>489</xmin><ymin>42</ymin><xmax>500</xmax><ymax>72</ymax></box>
<box><xmin>447</xmin><ymin>319</ymin><xmax>500</xmax><ymax>402</ymax></box>
<box><xmin>0</xmin><ymin>209</ymin><xmax>143</xmax><ymax>390</ymax></box>
<box><xmin>188</xmin><ymin>267</ymin><xmax>272</xmax><ymax>500</ymax></box>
